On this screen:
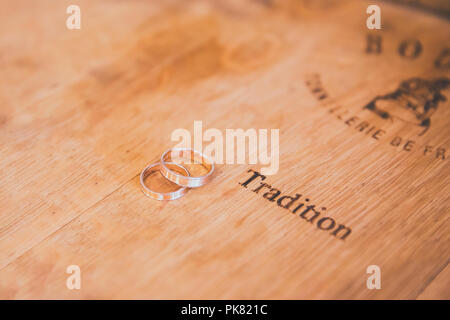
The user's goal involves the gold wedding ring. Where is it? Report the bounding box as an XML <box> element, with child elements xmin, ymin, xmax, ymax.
<box><xmin>160</xmin><ymin>148</ymin><xmax>215</xmax><ymax>188</ymax></box>
<box><xmin>140</xmin><ymin>162</ymin><xmax>190</xmax><ymax>201</ymax></box>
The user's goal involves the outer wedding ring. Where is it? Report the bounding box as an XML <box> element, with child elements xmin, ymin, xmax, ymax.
<box><xmin>140</xmin><ymin>162</ymin><xmax>190</xmax><ymax>201</ymax></box>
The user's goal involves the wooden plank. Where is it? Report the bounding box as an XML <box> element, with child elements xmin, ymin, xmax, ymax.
<box><xmin>417</xmin><ymin>263</ymin><xmax>450</xmax><ymax>299</ymax></box>
<box><xmin>0</xmin><ymin>0</ymin><xmax>449</xmax><ymax>298</ymax></box>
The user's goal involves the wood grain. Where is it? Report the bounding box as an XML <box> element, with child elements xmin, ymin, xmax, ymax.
<box><xmin>0</xmin><ymin>0</ymin><xmax>448</xmax><ymax>299</ymax></box>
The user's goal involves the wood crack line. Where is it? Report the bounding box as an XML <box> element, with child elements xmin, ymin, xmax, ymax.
<box><xmin>414</xmin><ymin>260</ymin><xmax>449</xmax><ymax>299</ymax></box>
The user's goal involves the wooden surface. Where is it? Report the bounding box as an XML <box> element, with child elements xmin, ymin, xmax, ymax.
<box><xmin>0</xmin><ymin>0</ymin><xmax>449</xmax><ymax>299</ymax></box>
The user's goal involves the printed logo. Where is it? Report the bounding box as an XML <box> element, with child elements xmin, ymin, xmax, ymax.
<box><xmin>364</xmin><ymin>77</ymin><xmax>450</xmax><ymax>135</ymax></box>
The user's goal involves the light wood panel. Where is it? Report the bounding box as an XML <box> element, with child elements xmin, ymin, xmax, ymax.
<box><xmin>0</xmin><ymin>0</ymin><xmax>448</xmax><ymax>299</ymax></box>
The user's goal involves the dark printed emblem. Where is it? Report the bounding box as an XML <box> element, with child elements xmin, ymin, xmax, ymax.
<box><xmin>364</xmin><ymin>77</ymin><xmax>450</xmax><ymax>135</ymax></box>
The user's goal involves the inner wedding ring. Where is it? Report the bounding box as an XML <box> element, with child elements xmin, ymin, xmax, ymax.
<box><xmin>140</xmin><ymin>162</ymin><xmax>190</xmax><ymax>200</ymax></box>
<box><xmin>160</xmin><ymin>148</ymin><xmax>214</xmax><ymax>188</ymax></box>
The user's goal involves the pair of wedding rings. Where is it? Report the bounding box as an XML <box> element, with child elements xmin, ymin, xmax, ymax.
<box><xmin>140</xmin><ymin>148</ymin><xmax>215</xmax><ymax>201</ymax></box>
